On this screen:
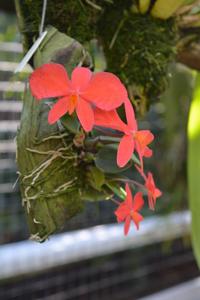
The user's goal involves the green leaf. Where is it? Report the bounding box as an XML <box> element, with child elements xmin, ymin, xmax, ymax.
<box><xmin>188</xmin><ymin>72</ymin><xmax>200</xmax><ymax>269</ymax></box>
<box><xmin>61</xmin><ymin>113</ymin><xmax>80</xmax><ymax>134</ymax></box>
<box><xmin>81</xmin><ymin>186</ymin><xmax>111</xmax><ymax>201</ymax></box>
<box><xmin>87</xmin><ymin>166</ymin><xmax>105</xmax><ymax>191</ymax></box>
<box><xmin>105</xmin><ymin>182</ymin><xmax>126</xmax><ymax>199</ymax></box>
<box><xmin>95</xmin><ymin>145</ymin><xmax>131</xmax><ymax>174</ymax></box>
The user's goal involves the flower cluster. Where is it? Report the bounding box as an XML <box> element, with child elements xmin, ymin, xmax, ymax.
<box><xmin>29</xmin><ymin>63</ymin><xmax>162</xmax><ymax>235</ymax></box>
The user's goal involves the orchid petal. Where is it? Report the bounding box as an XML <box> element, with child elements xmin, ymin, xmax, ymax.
<box><xmin>48</xmin><ymin>96</ymin><xmax>69</xmax><ymax>124</ymax></box>
<box><xmin>155</xmin><ymin>188</ymin><xmax>162</xmax><ymax>198</ymax></box>
<box><xmin>124</xmin><ymin>216</ymin><xmax>131</xmax><ymax>235</ymax></box>
<box><xmin>83</xmin><ymin>72</ymin><xmax>128</xmax><ymax>110</ymax></box>
<box><xmin>125</xmin><ymin>184</ymin><xmax>133</xmax><ymax>209</ymax></box>
<box><xmin>135</xmin><ymin>130</ymin><xmax>154</xmax><ymax>170</ymax></box>
<box><xmin>144</xmin><ymin>147</ymin><xmax>153</xmax><ymax>157</ymax></box>
<box><xmin>146</xmin><ymin>172</ymin><xmax>154</xmax><ymax>187</ymax></box>
<box><xmin>94</xmin><ymin>108</ymin><xmax>127</xmax><ymax>132</ymax></box>
<box><xmin>115</xmin><ymin>203</ymin><xmax>129</xmax><ymax>222</ymax></box>
<box><xmin>132</xmin><ymin>192</ymin><xmax>144</xmax><ymax>211</ymax></box>
<box><xmin>71</xmin><ymin>67</ymin><xmax>92</xmax><ymax>91</ymax></box>
<box><xmin>30</xmin><ymin>63</ymin><xmax>70</xmax><ymax>99</ymax></box>
<box><xmin>148</xmin><ymin>195</ymin><xmax>154</xmax><ymax>210</ymax></box>
<box><xmin>117</xmin><ymin>135</ymin><xmax>135</xmax><ymax>168</ymax></box>
<box><xmin>124</xmin><ymin>98</ymin><xmax>137</xmax><ymax>130</ymax></box>
<box><xmin>135</xmin><ymin>130</ymin><xmax>154</xmax><ymax>151</ymax></box>
<box><xmin>132</xmin><ymin>212</ymin><xmax>143</xmax><ymax>230</ymax></box>
<box><xmin>76</xmin><ymin>97</ymin><xmax>94</xmax><ymax>132</ymax></box>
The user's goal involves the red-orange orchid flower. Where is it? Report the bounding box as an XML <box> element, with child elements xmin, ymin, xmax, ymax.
<box><xmin>29</xmin><ymin>63</ymin><xmax>128</xmax><ymax>132</ymax></box>
<box><xmin>94</xmin><ymin>99</ymin><xmax>154</xmax><ymax>168</ymax></box>
<box><xmin>136</xmin><ymin>165</ymin><xmax>162</xmax><ymax>210</ymax></box>
<box><xmin>115</xmin><ymin>184</ymin><xmax>144</xmax><ymax>235</ymax></box>
<box><xmin>145</xmin><ymin>172</ymin><xmax>162</xmax><ymax>210</ymax></box>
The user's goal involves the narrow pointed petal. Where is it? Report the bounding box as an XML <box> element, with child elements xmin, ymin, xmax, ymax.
<box><xmin>48</xmin><ymin>96</ymin><xmax>69</xmax><ymax>124</ymax></box>
<box><xmin>71</xmin><ymin>67</ymin><xmax>92</xmax><ymax>91</ymax></box>
<box><xmin>124</xmin><ymin>98</ymin><xmax>137</xmax><ymax>130</ymax></box>
<box><xmin>148</xmin><ymin>195</ymin><xmax>154</xmax><ymax>210</ymax></box>
<box><xmin>132</xmin><ymin>212</ymin><xmax>143</xmax><ymax>230</ymax></box>
<box><xmin>124</xmin><ymin>216</ymin><xmax>131</xmax><ymax>235</ymax></box>
<box><xmin>125</xmin><ymin>184</ymin><xmax>133</xmax><ymax>209</ymax></box>
<box><xmin>132</xmin><ymin>192</ymin><xmax>144</xmax><ymax>211</ymax></box>
<box><xmin>76</xmin><ymin>98</ymin><xmax>94</xmax><ymax>132</ymax></box>
<box><xmin>30</xmin><ymin>63</ymin><xmax>70</xmax><ymax>99</ymax></box>
<box><xmin>94</xmin><ymin>108</ymin><xmax>127</xmax><ymax>132</ymax></box>
<box><xmin>83</xmin><ymin>72</ymin><xmax>128</xmax><ymax>110</ymax></box>
<box><xmin>117</xmin><ymin>135</ymin><xmax>135</xmax><ymax>167</ymax></box>
<box><xmin>146</xmin><ymin>172</ymin><xmax>155</xmax><ymax>188</ymax></box>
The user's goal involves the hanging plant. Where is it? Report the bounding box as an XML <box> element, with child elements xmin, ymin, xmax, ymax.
<box><xmin>15</xmin><ymin>0</ymin><xmax>199</xmax><ymax>241</ymax></box>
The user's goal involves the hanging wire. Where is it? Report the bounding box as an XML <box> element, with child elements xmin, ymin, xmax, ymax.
<box><xmin>39</xmin><ymin>0</ymin><xmax>48</xmax><ymax>36</ymax></box>
<box><xmin>14</xmin><ymin>0</ymin><xmax>48</xmax><ymax>73</ymax></box>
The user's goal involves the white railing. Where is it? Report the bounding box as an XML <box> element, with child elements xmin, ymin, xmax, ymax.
<box><xmin>0</xmin><ymin>211</ymin><xmax>191</xmax><ymax>280</ymax></box>
<box><xmin>0</xmin><ymin>42</ymin><xmax>22</xmax><ymax>53</ymax></box>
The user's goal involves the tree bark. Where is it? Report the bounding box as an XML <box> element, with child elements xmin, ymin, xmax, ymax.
<box><xmin>16</xmin><ymin>26</ymin><xmax>92</xmax><ymax>241</ymax></box>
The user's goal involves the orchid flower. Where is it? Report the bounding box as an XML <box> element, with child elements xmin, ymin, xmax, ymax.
<box><xmin>29</xmin><ymin>63</ymin><xmax>128</xmax><ymax>132</ymax></box>
<box><xmin>136</xmin><ymin>165</ymin><xmax>162</xmax><ymax>210</ymax></box>
<box><xmin>145</xmin><ymin>172</ymin><xmax>162</xmax><ymax>210</ymax></box>
<box><xmin>115</xmin><ymin>184</ymin><xmax>144</xmax><ymax>235</ymax></box>
<box><xmin>94</xmin><ymin>99</ymin><xmax>154</xmax><ymax>169</ymax></box>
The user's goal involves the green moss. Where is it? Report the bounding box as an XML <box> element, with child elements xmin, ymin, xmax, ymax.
<box><xmin>15</xmin><ymin>0</ymin><xmax>177</xmax><ymax>101</ymax></box>
<box><xmin>98</xmin><ymin>5</ymin><xmax>178</xmax><ymax>100</ymax></box>
<box><xmin>16</xmin><ymin>86</ymin><xmax>89</xmax><ymax>241</ymax></box>
<box><xmin>15</xmin><ymin>0</ymin><xmax>108</xmax><ymax>50</ymax></box>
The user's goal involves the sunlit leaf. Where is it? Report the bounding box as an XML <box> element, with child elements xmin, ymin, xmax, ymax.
<box><xmin>188</xmin><ymin>72</ymin><xmax>200</xmax><ymax>268</ymax></box>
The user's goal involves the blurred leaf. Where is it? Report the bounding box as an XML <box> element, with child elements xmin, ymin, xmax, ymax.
<box><xmin>95</xmin><ymin>144</ymin><xmax>140</xmax><ymax>174</ymax></box>
<box><xmin>151</xmin><ymin>0</ymin><xmax>188</xmax><ymax>19</ymax></box>
<box><xmin>188</xmin><ymin>72</ymin><xmax>200</xmax><ymax>269</ymax></box>
<box><xmin>81</xmin><ymin>186</ymin><xmax>110</xmax><ymax>201</ymax></box>
<box><xmin>95</xmin><ymin>146</ymin><xmax>129</xmax><ymax>174</ymax></box>
<box><xmin>139</xmin><ymin>0</ymin><xmax>151</xmax><ymax>14</ymax></box>
<box><xmin>89</xmin><ymin>39</ymin><xmax>107</xmax><ymax>72</ymax></box>
<box><xmin>106</xmin><ymin>182</ymin><xmax>126</xmax><ymax>199</ymax></box>
<box><xmin>184</xmin><ymin>0</ymin><xmax>198</xmax><ymax>4</ymax></box>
